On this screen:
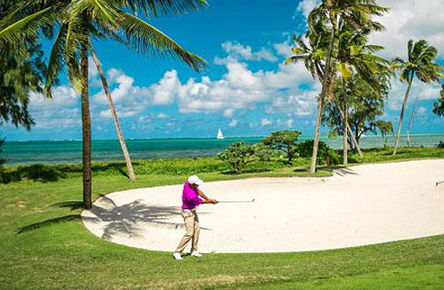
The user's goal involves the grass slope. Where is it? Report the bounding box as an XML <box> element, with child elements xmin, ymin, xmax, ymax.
<box><xmin>1</xmin><ymin>147</ymin><xmax>444</xmax><ymax>289</ymax></box>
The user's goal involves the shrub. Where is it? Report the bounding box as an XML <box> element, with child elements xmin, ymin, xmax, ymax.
<box><xmin>261</xmin><ymin>130</ymin><xmax>301</xmax><ymax>162</ymax></box>
<box><xmin>436</xmin><ymin>141</ymin><xmax>444</xmax><ymax>149</ymax></box>
<box><xmin>0</xmin><ymin>137</ymin><xmax>4</xmax><ymax>183</ymax></box>
<box><xmin>296</xmin><ymin>140</ymin><xmax>339</xmax><ymax>165</ymax></box>
<box><xmin>217</xmin><ymin>142</ymin><xmax>272</xmax><ymax>174</ymax></box>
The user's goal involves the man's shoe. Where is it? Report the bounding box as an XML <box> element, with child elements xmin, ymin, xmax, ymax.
<box><xmin>173</xmin><ymin>252</ymin><xmax>182</xmax><ymax>260</ymax></box>
<box><xmin>191</xmin><ymin>251</ymin><xmax>202</xmax><ymax>258</ymax></box>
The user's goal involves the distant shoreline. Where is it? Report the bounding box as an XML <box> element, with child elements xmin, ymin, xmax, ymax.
<box><xmin>4</xmin><ymin>133</ymin><xmax>444</xmax><ymax>143</ymax></box>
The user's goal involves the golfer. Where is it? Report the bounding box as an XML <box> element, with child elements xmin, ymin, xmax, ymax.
<box><xmin>173</xmin><ymin>175</ymin><xmax>218</xmax><ymax>260</ymax></box>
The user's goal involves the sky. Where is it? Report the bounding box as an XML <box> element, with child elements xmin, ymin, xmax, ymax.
<box><xmin>3</xmin><ymin>0</ymin><xmax>444</xmax><ymax>141</ymax></box>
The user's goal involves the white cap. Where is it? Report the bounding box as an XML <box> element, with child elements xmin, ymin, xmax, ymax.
<box><xmin>188</xmin><ymin>175</ymin><xmax>204</xmax><ymax>186</ymax></box>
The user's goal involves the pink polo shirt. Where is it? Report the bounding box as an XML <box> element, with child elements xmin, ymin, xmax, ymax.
<box><xmin>182</xmin><ymin>181</ymin><xmax>202</xmax><ymax>210</ymax></box>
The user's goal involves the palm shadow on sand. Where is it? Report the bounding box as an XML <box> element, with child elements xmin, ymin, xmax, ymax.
<box><xmin>85</xmin><ymin>195</ymin><xmax>211</xmax><ymax>241</ymax></box>
<box><xmin>19</xmin><ymin>195</ymin><xmax>210</xmax><ymax>239</ymax></box>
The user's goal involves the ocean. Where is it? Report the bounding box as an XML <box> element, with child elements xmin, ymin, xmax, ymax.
<box><xmin>2</xmin><ymin>134</ymin><xmax>444</xmax><ymax>165</ymax></box>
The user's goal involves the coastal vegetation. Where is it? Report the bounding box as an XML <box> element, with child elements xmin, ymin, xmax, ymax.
<box><xmin>2</xmin><ymin>146</ymin><xmax>444</xmax><ymax>183</ymax></box>
<box><xmin>392</xmin><ymin>40</ymin><xmax>444</xmax><ymax>155</ymax></box>
<box><xmin>0</xmin><ymin>0</ymin><xmax>208</xmax><ymax>209</ymax></box>
<box><xmin>261</xmin><ymin>130</ymin><xmax>301</xmax><ymax>162</ymax></box>
<box><xmin>322</xmin><ymin>77</ymin><xmax>392</xmax><ymax>150</ymax></box>
<box><xmin>287</xmin><ymin>0</ymin><xmax>443</xmax><ymax>170</ymax></box>
<box><xmin>2</xmin><ymin>151</ymin><xmax>444</xmax><ymax>288</ymax></box>
<box><xmin>0</xmin><ymin>0</ymin><xmax>443</xmax><ymax>288</ymax></box>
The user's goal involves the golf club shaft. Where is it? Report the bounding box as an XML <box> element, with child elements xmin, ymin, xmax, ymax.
<box><xmin>219</xmin><ymin>200</ymin><xmax>254</xmax><ymax>203</ymax></box>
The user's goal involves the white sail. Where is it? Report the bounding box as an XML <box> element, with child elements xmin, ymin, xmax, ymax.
<box><xmin>217</xmin><ymin>129</ymin><xmax>225</xmax><ymax>139</ymax></box>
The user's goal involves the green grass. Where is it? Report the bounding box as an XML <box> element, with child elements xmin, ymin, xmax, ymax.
<box><xmin>1</xmin><ymin>147</ymin><xmax>444</xmax><ymax>289</ymax></box>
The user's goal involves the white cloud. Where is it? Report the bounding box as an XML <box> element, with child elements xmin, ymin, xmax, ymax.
<box><xmin>387</xmin><ymin>78</ymin><xmax>442</xmax><ymax>111</ymax></box>
<box><xmin>215</xmin><ymin>41</ymin><xmax>278</xmax><ymax>64</ymax></box>
<box><xmin>228</xmin><ymin>119</ymin><xmax>238</xmax><ymax>127</ymax></box>
<box><xmin>223</xmin><ymin>108</ymin><xmax>235</xmax><ymax>118</ymax></box>
<box><xmin>28</xmin><ymin>86</ymin><xmax>81</xmax><ymax>129</ymax></box>
<box><xmin>151</xmin><ymin>70</ymin><xmax>181</xmax><ymax>105</ymax></box>
<box><xmin>286</xmin><ymin>118</ymin><xmax>294</xmax><ymax>128</ymax></box>
<box><xmin>296</xmin><ymin>0</ymin><xmax>320</xmax><ymax>19</ymax></box>
<box><xmin>156</xmin><ymin>112</ymin><xmax>170</xmax><ymax>119</ymax></box>
<box><xmin>261</xmin><ymin>118</ymin><xmax>273</xmax><ymax>127</ymax></box>
<box><xmin>273</xmin><ymin>40</ymin><xmax>293</xmax><ymax>58</ymax></box>
<box><xmin>370</xmin><ymin>0</ymin><xmax>444</xmax><ymax>59</ymax></box>
<box><xmin>92</xmin><ymin>69</ymin><xmax>151</xmax><ymax>118</ymax></box>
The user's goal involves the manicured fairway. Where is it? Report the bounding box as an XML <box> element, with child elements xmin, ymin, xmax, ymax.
<box><xmin>2</xmin><ymin>149</ymin><xmax>444</xmax><ymax>289</ymax></box>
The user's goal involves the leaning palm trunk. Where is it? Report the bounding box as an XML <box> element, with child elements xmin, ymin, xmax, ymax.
<box><xmin>393</xmin><ymin>78</ymin><xmax>414</xmax><ymax>155</ymax></box>
<box><xmin>81</xmin><ymin>40</ymin><xmax>92</xmax><ymax>209</ymax></box>
<box><xmin>342</xmin><ymin>78</ymin><xmax>348</xmax><ymax>164</ymax></box>
<box><xmin>310</xmin><ymin>26</ymin><xmax>336</xmax><ymax>173</ymax></box>
<box><xmin>89</xmin><ymin>44</ymin><xmax>136</xmax><ymax>181</ymax></box>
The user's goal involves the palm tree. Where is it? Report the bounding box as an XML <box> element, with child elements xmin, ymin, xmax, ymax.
<box><xmin>285</xmin><ymin>28</ymin><xmax>365</xmax><ymax>159</ymax></box>
<box><xmin>0</xmin><ymin>0</ymin><xmax>207</xmax><ymax>209</ymax></box>
<box><xmin>392</xmin><ymin>40</ymin><xmax>443</xmax><ymax>155</ymax></box>
<box><xmin>334</xmin><ymin>24</ymin><xmax>391</xmax><ymax>164</ymax></box>
<box><xmin>89</xmin><ymin>45</ymin><xmax>136</xmax><ymax>181</ymax></box>
<box><xmin>306</xmin><ymin>0</ymin><xmax>387</xmax><ymax>173</ymax></box>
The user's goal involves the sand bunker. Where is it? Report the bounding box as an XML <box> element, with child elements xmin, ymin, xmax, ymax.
<box><xmin>82</xmin><ymin>160</ymin><xmax>444</xmax><ymax>253</ymax></box>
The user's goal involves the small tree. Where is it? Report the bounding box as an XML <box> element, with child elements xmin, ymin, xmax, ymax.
<box><xmin>217</xmin><ymin>142</ymin><xmax>271</xmax><ymax>174</ymax></box>
<box><xmin>374</xmin><ymin>120</ymin><xmax>394</xmax><ymax>147</ymax></box>
<box><xmin>322</xmin><ymin>77</ymin><xmax>388</xmax><ymax>151</ymax></box>
<box><xmin>433</xmin><ymin>85</ymin><xmax>444</xmax><ymax>117</ymax></box>
<box><xmin>297</xmin><ymin>140</ymin><xmax>339</xmax><ymax>165</ymax></box>
<box><xmin>261</xmin><ymin>130</ymin><xmax>301</xmax><ymax>162</ymax></box>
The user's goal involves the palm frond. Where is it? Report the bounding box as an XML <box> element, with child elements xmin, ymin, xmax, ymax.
<box><xmin>115</xmin><ymin>0</ymin><xmax>208</xmax><ymax>17</ymax></box>
<box><xmin>119</xmin><ymin>11</ymin><xmax>207</xmax><ymax>72</ymax></box>
<box><xmin>44</xmin><ymin>22</ymin><xmax>68</xmax><ymax>98</ymax></box>
<box><xmin>0</xmin><ymin>6</ymin><xmax>56</xmax><ymax>47</ymax></box>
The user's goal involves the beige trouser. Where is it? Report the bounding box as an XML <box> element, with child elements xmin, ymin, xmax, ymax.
<box><xmin>175</xmin><ymin>209</ymin><xmax>200</xmax><ymax>253</ymax></box>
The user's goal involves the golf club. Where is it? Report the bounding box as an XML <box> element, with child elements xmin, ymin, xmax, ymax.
<box><xmin>436</xmin><ymin>180</ymin><xmax>444</xmax><ymax>186</ymax></box>
<box><xmin>218</xmin><ymin>198</ymin><xmax>255</xmax><ymax>203</ymax></box>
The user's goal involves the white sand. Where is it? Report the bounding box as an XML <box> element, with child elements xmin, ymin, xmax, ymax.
<box><xmin>82</xmin><ymin>159</ymin><xmax>444</xmax><ymax>253</ymax></box>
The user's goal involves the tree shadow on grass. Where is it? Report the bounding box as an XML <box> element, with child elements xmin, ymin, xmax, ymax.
<box><xmin>18</xmin><ymin>195</ymin><xmax>210</xmax><ymax>241</ymax></box>
<box><xmin>87</xmin><ymin>195</ymin><xmax>210</xmax><ymax>241</ymax></box>
<box><xmin>18</xmin><ymin>215</ymin><xmax>82</xmax><ymax>234</ymax></box>
<box><xmin>5</xmin><ymin>162</ymin><xmax>141</xmax><ymax>184</ymax></box>
<box><xmin>51</xmin><ymin>200</ymin><xmax>85</xmax><ymax>211</ymax></box>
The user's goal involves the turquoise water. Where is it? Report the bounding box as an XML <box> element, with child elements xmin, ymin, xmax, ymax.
<box><xmin>2</xmin><ymin>134</ymin><xmax>444</xmax><ymax>165</ymax></box>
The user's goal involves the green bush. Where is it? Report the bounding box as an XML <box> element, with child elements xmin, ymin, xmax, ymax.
<box><xmin>261</xmin><ymin>130</ymin><xmax>301</xmax><ymax>162</ymax></box>
<box><xmin>217</xmin><ymin>141</ymin><xmax>272</xmax><ymax>174</ymax></box>
<box><xmin>296</xmin><ymin>140</ymin><xmax>340</xmax><ymax>165</ymax></box>
<box><xmin>436</xmin><ymin>141</ymin><xmax>444</xmax><ymax>149</ymax></box>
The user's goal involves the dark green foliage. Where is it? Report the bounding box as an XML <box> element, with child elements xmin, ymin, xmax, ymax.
<box><xmin>0</xmin><ymin>2</ymin><xmax>45</xmax><ymax>131</ymax></box>
<box><xmin>261</xmin><ymin>130</ymin><xmax>302</xmax><ymax>162</ymax></box>
<box><xmin>322</xmin><ymin>76</ymin><xmax>390</xmax><ymax>151</ymax></box>
<box><xmin>436</xmin><ymin>142</ymin><xmax>444</xmax><ymax>149</ymax></box>
<box><xmin>297</xmin><ymin>140</ymin><xmax>339</xmax><ymax>165</ymax></box>
<box><xmin>217</xmin><ymin>142</ymin><xmax>273</xmax><ymax>174</ymax></box>
<box><xmin>3</xmin><ymin>165</ymin><xmax>444</xmax><ymax>289</ymax></box>
<box><xmin>433</xmin><ymin>85</ymin><xmax>444</xmax><ymax>117</ymax></box>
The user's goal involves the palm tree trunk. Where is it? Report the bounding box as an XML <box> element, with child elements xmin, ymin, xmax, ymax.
<box><xmin>342</xmin><ymin>78</ymin><xmax>348</xmax><ymax>165</ymax></box>
<box><xmin>81</xmin><ymin>40</ymin><xmax>92</xmax><ymax>209</ymax></box>
<box><xmin>310</xmin><ymin>26</ymin><xmax>336</xmax><ymax>174</ymax></box>
<box><xmin>89</xmin><ymin>44</ymin><xmax>136</xmax><ymax>181</ymax></box>
<box><xmin>393</xmin><ymin>78</ymin><xmax>414</xmax><ymax>155</ymax></box>
<box><xmin>320</xmin><ymin>73</ymin><xmax>362</xmax><ymax>157</ymax></box>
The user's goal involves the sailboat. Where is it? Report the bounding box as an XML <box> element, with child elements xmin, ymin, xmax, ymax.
<box><xmin>217</xmin><ymin>129</ymin><xmax>225</xmax><ymax>139</ymax></box>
